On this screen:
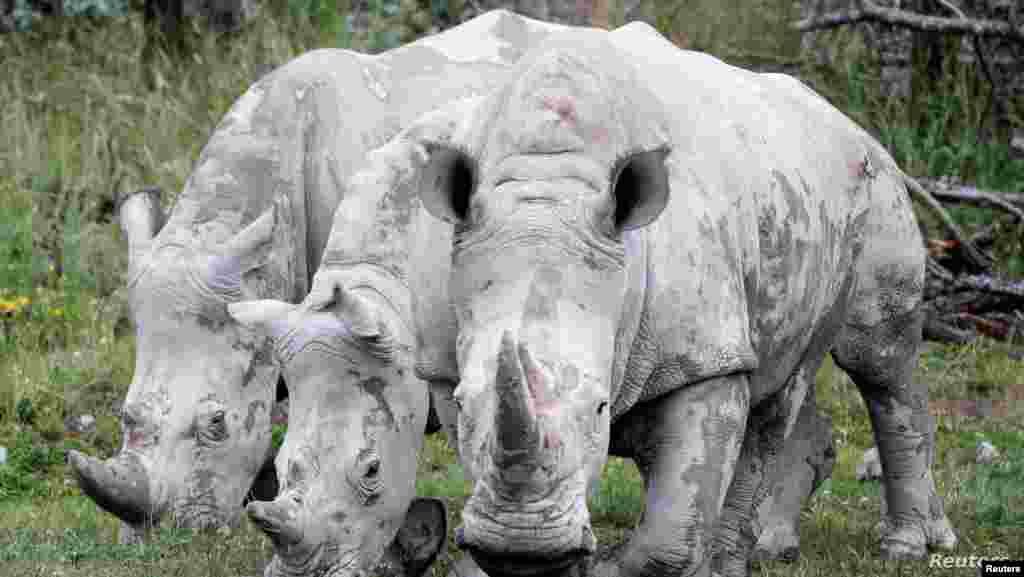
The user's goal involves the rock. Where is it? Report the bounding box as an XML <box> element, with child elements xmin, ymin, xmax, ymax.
<box><xmin>64</xmin><ymin>414</ymin><xmax>97</xmax><ymax>435</ymax></box>
<box><xmin>0</xmin><ymin>446</ymin><xmax>6</xmax><ymax>466</ymax></box>
<box><xmin>976</xmin><ymin>440</ymin><xmax>1000</xmax><ymax>465</ymax></box>
<box><xmin>856</xmin><ymin>446</ymin><xmax>883</xmax><ymax>481</ymax></box>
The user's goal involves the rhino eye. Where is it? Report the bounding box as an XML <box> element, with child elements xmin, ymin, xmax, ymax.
<box><xmin>597</xmin><ymin>401</ymin><xmax>608</xmax><ymax>416</ymax></box>
<box><xmin>350</xmin><ymin>449</ymin><xmax>383</xmax><ymax>504</ymax></box>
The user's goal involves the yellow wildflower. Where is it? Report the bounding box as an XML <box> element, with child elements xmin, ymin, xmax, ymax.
<box><xmin>50</xmin><ymin>308</ymin><xmax>64</xmax><ymax>318</ymax></box>
<box><xmin>16</xmin><ymin>296</ymin><xmax>30</xmax><ymax>307</ymax></box>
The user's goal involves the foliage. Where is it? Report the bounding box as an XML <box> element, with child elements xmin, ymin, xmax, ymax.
<box><xmin>0</xmin><ymin>432</ymin><xmax>65</xmax><ymax>501</ymax></box>
<box><xmin>9</xmin><ymin>0</ymin><xmax>128</xmax><ymax>31</ymax></box>
<box><xmin>271</xmin><ymin>423</ymin><xmax>287</xmax><ymax>451</ymax></box>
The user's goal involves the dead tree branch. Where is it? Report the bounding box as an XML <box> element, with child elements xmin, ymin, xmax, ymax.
<box><xmin>903</xmin><ymin>174</ymin><xmax>993</xmax><ymax>273</ymax></box>
<box><xmin>917</xmin><ymin>178</ymin><xmax>1024</xmax><ymax>222</ymax></box>
<box><xmin>792</xmin><ymin>0</ymin><xmax>1024</xmax><ymax>45</ymax></box>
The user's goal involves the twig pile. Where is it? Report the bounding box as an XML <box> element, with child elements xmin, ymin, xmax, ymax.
<box><xmin>908</xmin><ymin>177</ymin><xmax>1024</xmax><ymax>344</ymax></box>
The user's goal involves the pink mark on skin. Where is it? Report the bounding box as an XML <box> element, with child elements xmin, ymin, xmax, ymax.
<box><xmin>525</xmin><ymin>366</ymin><xmax>561</xmax><ymax>418</ymax></box>
<box><xmin>543</xmin><ymin>430</ymin><xmax>563</xmax><ymax>450</ymax></box>
<box><xmin>127</xmin><ymin>431</ymin><xmax>145</xmax><ymax>449</ymax></box>
<box><xmin>590</xmin><ymin>126</ymin><xmax>609</xmax><ymax>144</ymax></box>
<box><xmin>542</xmin><ymin>95</ymin><xmax>577</xmax><ymax>126</ymax></box>
<box><xmin>848</xmin><ymin>159</ymin><xmax>865</xmax><ymax>179</ymax></box>
<box><xmin>849</xmin><ymin>155</ymin><xmax>874</xmax><ymax>180</ymax></box>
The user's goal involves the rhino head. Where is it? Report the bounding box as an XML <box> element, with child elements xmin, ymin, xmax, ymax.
<box><xmin>227</xmin><ymin>282</ymin><xmax>442</xmax><ymax>577</ymax></box>
<box><xmin>68</xmin><ymin>188</ymin><xmax>283</xmax><ymax>534</ymax></box>
<box><xmin>412</xmin><ymin>32</ymin><xmax>671</xmax><ymax>575</ymax></box>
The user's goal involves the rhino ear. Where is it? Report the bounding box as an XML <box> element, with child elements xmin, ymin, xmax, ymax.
<box><xmin>417</xmin><ymin>141</ymin><xmax>477</xmax><ymax>224</ymax></box>
<box><xmin>392</xmin><ymin>497</ymin><xmax>448</xmax><ymax>577</ymax></box>
<box><xmin>611</xmin><ymin>146</ymin><xmax>671</xmax><ymax>231</ymax></box>
<box><xmin>117</xmin><ymin>187</ymin><xmax>165</xmax><ymax>265</ymax></box>
<box><xmin>227</xmin><ymin>299</ymin><xmax>296</xmax><ymax>337</ymax></box>
<box><xmin>224</xmin><ymin>201</ymin><xmax>279</xmax><ymax>270</ymax></box>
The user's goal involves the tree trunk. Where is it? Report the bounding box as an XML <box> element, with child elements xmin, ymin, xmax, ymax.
<box><xmin>1</xmin><ymin>0</ymin><xmax>15</xmax><ymax>32</ymax></box>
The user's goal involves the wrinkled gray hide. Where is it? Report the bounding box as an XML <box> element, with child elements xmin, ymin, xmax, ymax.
<box><xmin>227</xmin><ymin>282</ymin><xmax>444</xmax><ymax>577</ymax></box>
<box><xmin>67</xmin><ymin>9</ymin><xmax>570</xmax><ymax>540</ymax></box>
<box><xmin>350</xmin><ymin>18</ymin><xmax>959</xmax><ymax>577</ymax></box>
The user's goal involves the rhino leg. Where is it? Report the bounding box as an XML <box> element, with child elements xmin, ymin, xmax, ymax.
<box><xmin>831</xmin><ymin>205</ymin><xmax>956</xmax><ymax>559</ymax></box>
<box><xmin>605</xmin><ymin>374</ymin><xmax>750</xmax><ymax>577</ymax></box>
<box><xmin>832</xmin><ymin>307</ymin><xmax>956</xmax><ymax>559</ymax></box>
<box><xmin>749</xmin><ymin>388</ymin><xmax>834</xmax><ymax>563</ymax></box>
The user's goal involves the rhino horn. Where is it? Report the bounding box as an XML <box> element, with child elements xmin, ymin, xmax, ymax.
<box><xmin>247</xmin><ymin>498</ymin><xmax>303</xmax><ymax>547</ymax></box>
<box><xmin>492</xmin><ymin>330</ymin><xmax>541</xmax><ymax>467</ymax></box>
<box><xmin>68</xmin><ymin>449</ymin><xmax>155</xmax><ymax>526</ymax></box>
<box><xmin>117</xmin><ymin>187</ymin><xmax>165</xmax><ymax>266</ymax></box>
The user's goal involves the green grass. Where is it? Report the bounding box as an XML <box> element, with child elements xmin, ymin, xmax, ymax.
<box><xmin>1</xmin><ymin>2</ymin><xmax>1023</xmax><ymax>575</ymax></box>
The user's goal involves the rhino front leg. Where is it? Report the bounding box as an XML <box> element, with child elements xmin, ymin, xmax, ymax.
<box><xmin>612</xmin><ymin>374</ymin><xmax>750</xmax><ymax>577</ymax></box>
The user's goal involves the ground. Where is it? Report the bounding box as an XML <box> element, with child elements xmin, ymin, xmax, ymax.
<box><xmin>1</xmin><ymin>328</ymin><xmax>1021</xmax><ymax>576</ymax></box>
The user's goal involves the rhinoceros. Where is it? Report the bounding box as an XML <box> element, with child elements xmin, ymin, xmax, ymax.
<box><xmin>226</xmin><ymin>276</ymin><xmax>446</xmax><ymax>577</ymax></box>
<box><xmin>308</xmin><ymin>18</ymin><xmax>960</xmax><ymax>577</ymax></box>
<box><xmin>66</xmin><ymin>9</ymin><xmax>572</xmax><ymax>540</ymax></box>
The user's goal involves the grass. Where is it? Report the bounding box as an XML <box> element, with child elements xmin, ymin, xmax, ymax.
<box><xmin>1</xmin><ymin>1</ymin><xmax>1023</xmax><ymax>575</ymax></box>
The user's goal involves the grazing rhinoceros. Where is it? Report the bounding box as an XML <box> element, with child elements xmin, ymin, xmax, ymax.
<box><xmin>66</xmin><ymin>9</ymin><xmax>572</xmax><ymax>541</ymax></box>
<box><xmin>226</xmin><ymin>277</ymin><xmax>446</xmax><ymax>577</ymax></box>
<box><xmin>318</xmin><ymin>19</ymin><xmax>959</xmax><ymax>577</ymax></box>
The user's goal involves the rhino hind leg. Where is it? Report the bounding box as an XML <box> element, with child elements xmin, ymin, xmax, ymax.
<box><xmin>711</xmin><ymin>380</ymin><xmax>809</xmax><ymax>577</ymax></box>
<box><xmin>748</xmin><ymin>385</ymin><xmax>835</xmax><ymax>563</ymax></box>
<box><xmin>832</xmin><ymin>307</ymin><xmax>956</xmax><ymax>559</ymax></box>
<box><xmin>830</xmin><ymin>203</ymin><xmax>956</xmax><ymax>559</ymax></box>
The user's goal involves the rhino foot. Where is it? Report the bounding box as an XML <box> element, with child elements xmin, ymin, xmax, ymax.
<box><xmin>876</xmin><ymin>491</ymin><xmax>957</xmax><ymax>557</ymax></box>
<box><xmin>925</xmin><ymin>516</ymin><xmax>958</xmax><ymax>550</ymax></box>
<box><xmin>751</xmin><ymin>523</ymin><xmax>799</xmax><ymax>563</ymax></box>
<box><xmin>879</xmin><ymin>524</ymin><xmax>928</xmax><ymax>560</ymax></box>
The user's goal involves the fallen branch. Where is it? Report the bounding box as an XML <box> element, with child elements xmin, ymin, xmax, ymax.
<box><xmin>923</xmin><ymin>310</ymin><xmax>977</xmax><ymax>344</ymax></box>
<box><xmin>918</xmin><ymin>178</ymin><xmax>1024</xmax><ymax>222</ymax></box>
<box><xmin>955</xmin><ymin>274</ymin><xmax>1024</xmax><ymax>300</ymax></box>
<box><xmin>792</xmin><ymin>0</ymin><xmax>1024</xmax><ymax>45</ymax></box>
<box><xmin>903</xmin><ymin>174</ymin><xmax>993</xmax><ymax>273</ymax></box>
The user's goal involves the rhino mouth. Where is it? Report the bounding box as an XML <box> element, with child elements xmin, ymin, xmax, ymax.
<box><xmin>456</xmin><ymin>518</ymin><xmax>596</xmax><ymax>577</ymax></box>
<box><xmin>463</xmin><ymin>546</ymin><xmax>589</xmax><ymax>577</ymax></box>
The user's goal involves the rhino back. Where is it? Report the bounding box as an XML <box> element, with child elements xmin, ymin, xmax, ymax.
<box><xmin>605</xmin><ymin>22</ymin><xmax>908</xmax><ymax>415</ymax></box>
<box><xmin>157</xmin><ymin>10</ymin><xmax>569</xmax><ymax>304</ymax></box>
